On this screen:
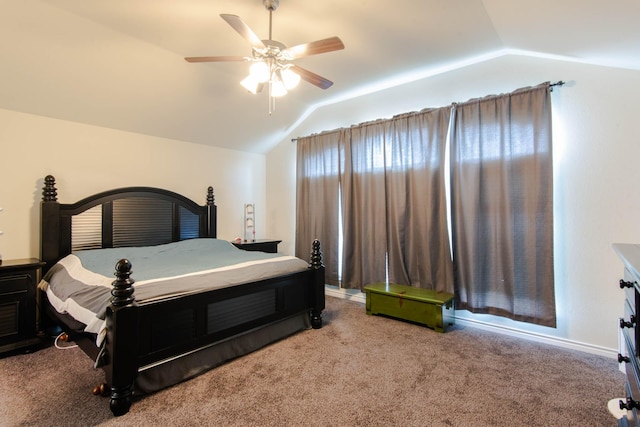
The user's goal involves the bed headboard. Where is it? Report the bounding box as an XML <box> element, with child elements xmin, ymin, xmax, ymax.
<box><xmin>40</xmin><ymin>175</ymin><xmax>217</xmax><ymax>271</ymax></box>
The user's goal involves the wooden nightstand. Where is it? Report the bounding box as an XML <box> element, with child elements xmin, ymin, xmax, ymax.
<box><xmin>0</xmin><ymin>258</ymin><xmax>45</xmax><ymax>355</ymax></box>
<box><xmin>232</xmin><ymin>239</ymin><xmax>282</xmax><ymax>253</ymax></box>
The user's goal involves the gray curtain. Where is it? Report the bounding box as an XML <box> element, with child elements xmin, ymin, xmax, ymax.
<box><xmin>340</xmin><ymin>108</ymin><xmax>453</xmax><ymax>291</ymax></box>
<box><xmin>295</xmin><ymin>129</ymin><xmax>347</xmax><ymax>286</ymax></box>
<box><xmin>340</xmin><ymin>120</ymin><xmax>393</xmax><ymax>289</ymax></box>
<box><xmin>385</xmin><ymin>109</ymin><xmax>453</xmax><ymax>292</ymax></box>
<box><xmin>450</xmin><ymin>83</ymin><xmax>555</xmax><ymax>327</ymax></box>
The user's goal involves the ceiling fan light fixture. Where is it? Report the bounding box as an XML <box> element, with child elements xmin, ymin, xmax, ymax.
<box><xmin>249</xmin><ymin>61</ymin><xmax>270</xmax><ymax>83</ymax></box>
<box><xmin>270</xmin><ymin>77</ymin><xmax>288</xmax><ymax>97</ymax></box>
<box><xmin>281</xmin><ymin>67</ymin><xmax>301</xmax><ymax>90</ymax></box>
<box><xmin>240</xmin><ymin>74</ymin><xmax>262</xmax><ymax>94</ymax></box>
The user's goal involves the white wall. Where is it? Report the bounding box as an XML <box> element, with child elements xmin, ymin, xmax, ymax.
<box><xmin>267</xmin><ymin>54</ymin><xmax>640</xmax><ymax>352</ymax></box>
<box><xmin>0</xmin><ymin>108</ymin><xmax>266</xmax><ymax>261</ymax></box>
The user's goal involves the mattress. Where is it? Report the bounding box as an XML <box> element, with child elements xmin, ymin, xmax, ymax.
<box><xmin>38</xmin><ymin>238</ymin><xmax>309</xmax><ymax>345</ymax></box>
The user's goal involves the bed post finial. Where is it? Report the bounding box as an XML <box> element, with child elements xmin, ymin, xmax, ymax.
<box><xmin>42</xmin><ymin>175</ymin><xmax>58</xmax><ymax>202</ymax></box>
<box><xmin>106</xmin><ymin>258</ymin><xmax>138</xmax><ymax>416</ymax></box>
<box><xmin>207</xmin><ymin>186</ymin><xmax>215</xmax><ymax>205</ymax></box>
<box><xmin>309</xmin><ymin>239</ymin><xmax>325</xmax><ymax>329</ymax></box>
<box><xmin>310</xmin><ymin>239</ymin><xmax>323</xmax><ymax>270</ymax></box>
<box><xmin>111</xmin><ymin>259</ymin><xmax>135</xmax><ymax>307</ymax></box>
<box><xmin>206</xmin><ymin>186</ymin><xmax>217</xmax><ymax>238</ymax></box>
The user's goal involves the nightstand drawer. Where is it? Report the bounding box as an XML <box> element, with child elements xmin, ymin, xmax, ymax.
<box><xmin>0</xmin><ymin>298</ymin><xmax>24</xmax><ymax>338</ymax></box>
<box><xmin>0</xmin><ymin>258</ymin><xmax>45</xmax><ymax>354</ymax></box>
<box><xmin>0</xmin><ymin>272</ymin><xmax>34</xmax><ymax>293</ymax></box>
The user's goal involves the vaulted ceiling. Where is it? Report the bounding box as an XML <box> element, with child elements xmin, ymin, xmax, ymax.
<box><xmin>2</xmin><ymin>0</ymin><xmax>639</xmax><ymax>153</ymax></box>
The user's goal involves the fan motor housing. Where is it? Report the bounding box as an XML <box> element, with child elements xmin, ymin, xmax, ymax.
<box><xmin>263</xmin><ymin>0</ymin><xmax>279</xmax><ymax>11</ymax></box>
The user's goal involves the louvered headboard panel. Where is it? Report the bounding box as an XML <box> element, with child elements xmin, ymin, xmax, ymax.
<box><xmin>40</xmin><ymin>175</ymin><xmax>217</xmax><ymax>271</ymax></box>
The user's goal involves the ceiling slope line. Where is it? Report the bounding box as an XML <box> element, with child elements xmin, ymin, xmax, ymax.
<box><xmin>271</xmin><ymin>47</ymin><xmax>639</xmax><ymax>150</ymax></box>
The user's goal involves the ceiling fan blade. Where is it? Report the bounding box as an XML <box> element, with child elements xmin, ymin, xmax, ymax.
<box><xmin>291</xmin><ymin>65</ymin><xmax>334</xmax><ymax>90</ymax></box>
<box><xmin>220</xmin><ymin>14</ymin><xmax>266</xmax><ymax>50</ymax></box>
<box><xmin>185</xmin><ymin>56</ymin><xmax>247</xmax><ymax>63</ymax></box>
<box><xmin>284</xmin><ymin>37</ymin><xmax>344</xmax><ymax>59</ymax></box>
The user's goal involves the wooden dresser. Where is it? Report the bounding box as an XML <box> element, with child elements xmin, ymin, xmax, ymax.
<box><xmin>614</xmin><ymin>244</ymin><xmax>640</xmax><ymax>426</ymax></box>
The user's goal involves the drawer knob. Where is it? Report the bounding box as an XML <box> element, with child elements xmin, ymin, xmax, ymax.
<box><xmin>620</xmin><ymin>397</ymin><xmax>640</xmax><ymax>410</ymax></box>
<box><xmin>620</xmin><ymin>316</ymin><xmax>636</xmax><ymax>329</ymax></box>
<box><xmin>618</xmin><ymin>353</ymin><xmax>631</xmax><ymax>363</ymax></box>
<box><xmin>620</xmin><ymin>279</ymin><xmax>636</xmax><ymax>289</ymax></box>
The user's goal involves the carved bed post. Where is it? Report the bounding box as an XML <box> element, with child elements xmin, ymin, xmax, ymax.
<box><xmin>206</xmin><ymin>186</ymin><xmax>217</xmax><ymax>238</ymax></box>
<box><xmin>105</xmin><ymin>259</ymin><xmax>139</xmax><ymax>416</ymax></box>
<box><xmin>309</xmin><ymin>239</ymin><xmax>325</xmax><ymax>329</ymax></box>
<box><xmin>40</xmin><ymin>175</ymin><xmax>60</xmax><ymax>271</ymax></box>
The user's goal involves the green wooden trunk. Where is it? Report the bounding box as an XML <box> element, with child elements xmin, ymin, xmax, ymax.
<box><xmin>364</xmin><ymin>283</ymin><xmax>454</xmax><ymax>333</ymax></box>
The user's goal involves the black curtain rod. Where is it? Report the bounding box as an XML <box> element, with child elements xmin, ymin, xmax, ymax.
<box><xmin>292</xmin><ymin>80</ymin><xmax>567</xmax><ymax>142</ymax></box>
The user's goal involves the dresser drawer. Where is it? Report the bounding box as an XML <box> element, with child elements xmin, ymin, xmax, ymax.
<box><xmin>621</xmin><ymin>268</ymin><xmax>640</xmax><ymax>357</ymax></box>
<box><xmin>621</xmin><ymin>268</ymin><xmax>640</xmax><ymax>301</ymax></box>
<box><xmin>624</xmin><ymin>268</ymin><xmax>640</xmax><ymax>305</ymax></box>
<box><xmin>622</xmin><ymin>328</ymin><xmax>640</xmax><ymax>423</ymax></box>
<box><xmin>624</xmin><ymin>299</ymin><xmax>638</xmax><ymax>356</ymax></box>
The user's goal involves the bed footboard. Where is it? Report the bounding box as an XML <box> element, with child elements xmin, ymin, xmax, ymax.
<box><xmin>102</xmin><ymin>241</ymin><xmax>325</xmax><ymax>416</ymax></box>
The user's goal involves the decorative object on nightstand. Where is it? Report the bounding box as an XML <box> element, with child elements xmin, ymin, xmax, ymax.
<box><xmin>244</xmin><ymin>203</ymin><xmax>255</xmax><ymax>242</ymax></box>
<box><xmin>0</xmin><ymin>258</ymin><xmax>46</xmax><ymax>354</ymax></box>
<box><xmin>232</xmin><ymin>239</ymin><xmax>282</xmax><ymax>254</ymax></box>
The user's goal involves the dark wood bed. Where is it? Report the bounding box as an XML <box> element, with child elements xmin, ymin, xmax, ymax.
<box><xmin>39</xmin><ymin>175</ymin><xmax>325</xmax><ymax>416</ymax></box>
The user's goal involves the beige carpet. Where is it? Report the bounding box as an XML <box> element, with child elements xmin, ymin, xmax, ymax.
<box><xmin>0</xmin><ymin>297</ymin><xmax>624</xmax><ymax>426</ymax></box>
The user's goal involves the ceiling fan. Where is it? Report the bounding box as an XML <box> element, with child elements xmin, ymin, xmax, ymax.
<box><xmin>185</xmin><ymin>0</ymin><xmax>345</xmax><ymax>113</ymax></box>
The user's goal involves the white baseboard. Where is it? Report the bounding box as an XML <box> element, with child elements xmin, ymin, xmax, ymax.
<box><xmin>324</xmin><ymin>285</ymin><xmax>618</xmax><ymax>359</ymax></box>
<box><xmin>325</xmin><ymin>285</ymin><xmax>366</xmax><ymax>304</ymax></box>
<box><xmin>453</xmin><ymin>316</ymin><xmax>617</xmax><ymax>359</ymax></box>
